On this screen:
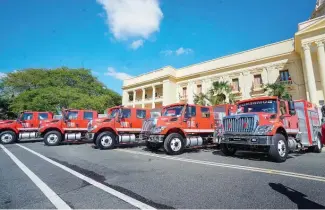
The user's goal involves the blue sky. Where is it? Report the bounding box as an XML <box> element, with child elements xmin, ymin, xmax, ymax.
<box><xmin>0</xmin><ymin>0</ymin><xmax>315</xmax><ymax>94</ymax></box>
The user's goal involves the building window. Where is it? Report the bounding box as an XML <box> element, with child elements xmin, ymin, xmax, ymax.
<box><xmin>129</xmin><ymin>94</ymin><xmax>133</xmax><ymax>101</ymax></box>
<box><xmin>254</xmin><ymin>74</ymin><xmax>263</xmax><ymax>89</ymax></box>
<box><xmin>232</xmin><ymin>78</ymin><xmax>239</xmax><ymax>92</ymax></box>
<box><xmin>197</xmin><ymin>84</ymin><xmax>202</xmax><ymax>94</ymax></box>
<box><xmin>84</xmin><ymin>112</ymin><xmax>93</xmax><ymax>120</ymax></box>
<box><xmin>182</xmin><ymin>87</ymin><xmax>187</xmax><ymax>97</ymax></box>
<box><xmin>280</xmin><ymin>70</ymin><xmax>291</xmax><ymax>82</ymax></box>
<box><xmin>201</xmin><ymin>107</ymin><xmax>210</xmax><ymax>118</ymax></box>
<box><xmin>136</xmin><ymin>110</ymin><xmax>146</xmax><ymax>119</ymax></box>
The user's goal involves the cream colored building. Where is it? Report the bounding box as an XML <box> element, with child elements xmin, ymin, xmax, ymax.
<box><xmin>122</xmin><ymin>1</ymin><xmax>325</xmax><ymax>109</ymax></box>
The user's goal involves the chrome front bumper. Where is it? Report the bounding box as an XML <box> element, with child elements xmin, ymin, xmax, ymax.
<box><xmin>221</xmin><ymin>135</ymin><xmax>274</xmax><ymax>146</ymax></box>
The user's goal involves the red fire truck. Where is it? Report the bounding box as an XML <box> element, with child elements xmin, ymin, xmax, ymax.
<box><xmin>0</xmin><ymin>111</ymin><xmax>53</xmax><ymax>144</ymax></box>
<box><xmin>87</xmin><ymin>106</ymin><xmax>150</xmax><ymax>149</ymax></box>
<box><xmin>141</xmin><ymin>103</ymin><xmax>236</xmax><ymax>155</ymax></box>
<box><xmin>219</xmin><ymin>96</ymin><xmax>323</xmax><ymax>162</ymax></box>
<box><xmin>39</xmin><ymin>109</ymin><xmax>100</xmax><ymax>146</ymax></box>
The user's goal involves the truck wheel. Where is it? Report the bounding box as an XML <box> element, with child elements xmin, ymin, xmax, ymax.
<box><xmin>146</xmin><ymin>141</ymin><xmax>161</xmax><ymax>151</ymax></box>
<box><xmin>220</xmin><ymin>144</ymin><xmax>237</xmax><ymax>156</ymax></box>
<box><xmin>313</xmin><ymin>134</ymin><xmax>323</xmax><ymax>153</ymax></box>
<box><xmin>163</xmin><ymin>133</ymin><xmax>185</xmax><ymax>155</ymax></box>
<box><xmin>268</xmin><ymin>134</ymin><xmax>288</xmax><ymax>162</ymax></box>
<box><xmin>96</xmin><ymin>132</ymin><xmax>116</xmax><ymax>150</ymax></box>
<box><xmin>0</xmin><ymin>131</ymin><xmax>17</xmax><ymax>144</ymax></box>
<box><xmin>44</xmin><ymin>131</ymin><xmax>62</xmax><ymax>146</ymax></box>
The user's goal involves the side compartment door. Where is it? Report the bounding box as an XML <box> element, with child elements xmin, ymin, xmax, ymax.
<box><xmin>198</xmin><ymin>107</ymin><xmax>214</xmax><ymax>132</ymax></box>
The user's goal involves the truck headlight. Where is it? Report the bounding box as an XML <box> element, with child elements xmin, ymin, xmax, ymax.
<box><xmin>152</xmin><ymin>126</ymin><xmax>166</xmax><ymax>134</ymax></box>
<box><xmin>255</xmin><ymin>125</ymin><xmax>273</xmax><ymax>135</ymax></box>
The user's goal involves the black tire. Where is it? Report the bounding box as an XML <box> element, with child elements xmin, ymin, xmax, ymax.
<box><xmin>268</xmin><ymin>134</ymin><xmax>288</xmax><ymax>163</ymax></box>
<box><xmin>163</xmin><ymin>133</ymin><xmax>185</xmax><ymax>155</ymax></box>
<box><xmin>0</xmin><ymin>130</ymin><xmax>17</xmax><ymax>144</ymax></box>
<box><xmin>96</xmin><ymin>131</ymin><xmax>116</xmax><ymax>150</ymax></box>
<box><xmin>220</xmin><ymin>143</ymin><xmax>237</xmax><ymax>156</ymax></box>
<box><xmin>313</xmin><ymin>134</ymin><xmax>323</xmax><ymax>153</ymax></box>
<box><xmin>146</xmin><ymin>141</ymin><xmax>162</xmax><ymax>151</ymax></box>
<box><xmin>44</xmin><ymin>131</ymin><xmax>62</xmax><ymax>146</ymax></box>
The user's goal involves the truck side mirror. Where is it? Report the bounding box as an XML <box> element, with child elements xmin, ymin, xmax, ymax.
<box><xmin>288</xmin><ymin>101</ymin><xmax>296</xmax><ymax>115</ymax></box>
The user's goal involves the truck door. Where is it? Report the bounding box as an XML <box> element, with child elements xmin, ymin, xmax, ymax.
<box><xmin>81</xmin><ymin>111</ymin><xmax>95</xmax><ymax>129</ymax></box>
<box><xmin>17</xmin><ymin>112</ymin><xmax>36</xmax><ymax>131</ymax></box>
<box><xmin>66</xmin><ymin>111</ymin><xmax>79</xmax><ymax>129</ymax></box>
<box><xmin>198</xmin><ymin>107</ymin><xmax>214</xmax><ymax>132</ymax></box>
<box><xmin>38</xmin><ymin>112</ymin><xmax>50</xmax><ymax>126</ymax></box>
<box><xmin>134</xmin><ymin>109</ymin><xmax>147</xmax><ymax>132</ymax></box>
<box><xmin>184</xmin><ymin>105</ymin><xmax>197</xmax><ymax>132</ymax></box>
<box><xmin>116</xmin><ymin>108</ymin><xmax>132</xmax><ymax>131</ymax></box>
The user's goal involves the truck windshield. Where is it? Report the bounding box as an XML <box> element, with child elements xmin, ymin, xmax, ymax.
<box><xmin>238</xmin><ymin>100</ymin><xmax>277</xmax><ymax>113</ymax></box>
<box><xmin>162</xmin><ymin>105</ymin><xmax>184</xmax><ymax>117</ymax></box>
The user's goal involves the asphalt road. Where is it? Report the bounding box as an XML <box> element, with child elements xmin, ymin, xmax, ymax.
<box><xmin>1</xmin><ymin>141</ymin><xmax>325</xmax><ymax>209</ymax></box>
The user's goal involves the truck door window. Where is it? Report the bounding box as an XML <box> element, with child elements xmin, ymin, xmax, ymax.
<box><xmin>185</xmin><ymin>106</ymin><xmax>196</xmax><ymax>118</ymax></box>
<box><xmin>280</xmin><ymin>101</ymin><xmax>287</xmax><ymax>115</ymax></box>
<box><xmin>201</xmin><ymin>107</ymin><xmax>210</xmax><ymax>118</ymax></box>
<box><xmin>67</xmin><ymin>111</ymin><xmax>78</xmax><ymax>120</ymax></box>
<box><xmin>136</xmin><ymin>110</ymin><xmax>146</xmax><ymax>119</ymax></box>
<box><xmin>22</xmin><ymin>113</ymin><xmax>33</xmax><ymax>120</ymax></box>
<box><xmin>38</xmin><ymin>113</ymin><xmax>48</xmax><ymax>120</ymax></box>
<box><xmin>83</xmin><ymin>112</ymin><xmax>93</xmax><ymax>120</ymax></box>
<box><xmin>122</xmin><ymin>109</ymin><xmax>131</xmax><ymax>118</ymax></box>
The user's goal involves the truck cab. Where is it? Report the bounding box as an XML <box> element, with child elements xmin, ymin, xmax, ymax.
<box><xmin>39</xmin><ymin>109</ymin><xmax>99</xmax><ymax>146</ymax></box>
<box><xmin>142</xmin><ymin>103</ymin><xmax>236</xmax><ymax>155</ymax></box>
<box><xmin>0</xmin><ymin>111</ymin><xmax>53</xmax><ymax>144</ymax></box>
<box><xmin>87</xmin><ymin>106</ymin><xmax>150</xmax><ymax>150</ymax></box>
<box><xmin>220</xmin><ymin>96</ymin><xmax>323</xmax><ymax>162</ymax></box>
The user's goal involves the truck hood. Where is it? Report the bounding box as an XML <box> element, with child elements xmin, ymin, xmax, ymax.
<box><xmin>0</xmin><ymin>120</ymin><xmax>17</xmax><ymax>127</ymax></box>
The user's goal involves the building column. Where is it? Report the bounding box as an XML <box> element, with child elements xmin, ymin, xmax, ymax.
<box><xmin>133</xmin><ymin>90</ymin><xmax>136</xmax><ymax>108</ymax></box>
<box><xmin>303</xmin><ymin>43</ymin><xmax>318</xmax><ymax>104</ymax></box>
<box><xmin>152</xmin><ymin>85</ymin><xmax>156</xmax><ymax>108</ymax></box>
<box><xmin>142</xmin><ymin>88</ymin><xmax>145</xmax><ymax>108</ymax></box>
<box><xmin>316</xmin><ymin>40</ymin><xmax>325</xmax><ymax>100</ymax></box>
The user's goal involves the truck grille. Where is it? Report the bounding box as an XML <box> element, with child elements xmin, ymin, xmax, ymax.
<box><xmin>141</xmin><ymin>119</ymin><xmax>155</xmax><ymax>133</ymax></box>
<box><xmin>223</xmin><ymin>116</ymin><xmax>257</xmax><ymax>133</ymax></box>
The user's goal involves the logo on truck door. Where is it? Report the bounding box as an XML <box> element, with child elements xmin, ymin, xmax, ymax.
<box><xmin>21</xmin><ymin>123</ymin><xmax>30</xmax><ymax>128</ymax></box>
<box><xmin>67</xmin><ymin>122</ymin><xmax>76</xmax><ymax>127</ymax></box>
<box><xmin>121</xmin><ymin>121</ymin><xmax>130</xmax><ymax>127</ymax></box>
<box><xmin>187</xmin><ymin>120</ymin><xmax>196</xmax><ymax>128</ymax></box>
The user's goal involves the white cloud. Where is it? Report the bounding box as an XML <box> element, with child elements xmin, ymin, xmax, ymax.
<box><xmin>0</xmin><ymin>72</ymin><xmax>7</xmax><ymax>79</ymax></box>
<box><xmin>160</xmin><ymin>47</ymin><xmax>194</xmax><ymax>56</ymax></box>
<box><xmin>104</xmin><ymin>67</ymin><xmax>133</xmax><ymax>80</ymax></box>
<box><xmin>130</xmin><ymin>39</ymin><xmax>144</xmax><ymax>50</ymax></box>
<box><xmin>91</xmin><ymin>71</ymin><xmax>100</xmax><ymax>75</ymax></box>
<box><xmin>97</xmin><ymin>0</ymin><xmax>163</xmax><ymax>46</ymax></box>
<box><xmin>176</xmin><ymin>47</ymin><xmax>193</xmax><ymax>55</ymax></box>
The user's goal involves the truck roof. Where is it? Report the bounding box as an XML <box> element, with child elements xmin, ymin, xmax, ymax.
<box><xmin>237</xmin><ymin>96</ymin><xmax>278</xmax><ymax>104</ymax></box>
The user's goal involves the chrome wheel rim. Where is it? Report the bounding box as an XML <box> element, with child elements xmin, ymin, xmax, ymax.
<box><xmin>47</xmin><ymin>134</ymin><xmax>59</xmax><ymax>144</ymax></box>
<box><xmin>101</xmin><ymin>136</ymin><xmax>112</xmax><ymax>147</ymax></box>
<box><xmin>1</xmin><ymin>134</ymin><xmax>13</xmax><ymax>143</ymax></box>
<box><xmin>278</xmin><ymin>140</ymin><xmax>286</xmax><ymax>157</ymax></box>
<box><xmin>170</xmin><ymin>138</ymin><xmax>182</xmax><ymax>152</ymax></box>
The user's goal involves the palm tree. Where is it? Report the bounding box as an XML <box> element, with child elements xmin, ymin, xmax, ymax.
<box><xmin>193</xmin><ymin>92</ymin><xmax>207</xmax><ymax>106</ymax></box>
<box><xmin>264</xmin><ymin>83</ymin><xmax>291</xmax><ymax>100</ymax></box>
<box><xmin>208</xmin><ymin>81</ymin><xmax>234</xmax><ymax>104</ymax></box>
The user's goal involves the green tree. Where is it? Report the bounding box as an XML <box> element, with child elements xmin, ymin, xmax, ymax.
<box><xmin>264</xmin><ymin>82</ymin><xmax>291</xmax><ymax>100</ymax></box>
<box><xmin>193</xmin><ymin>93</ymin><xmax>207</xmax><ymax>106</ymax></box>
<box><xmin>2</xmin><ymin>67</ymin><xmax>121</xmax><ymax>114</ymax></box>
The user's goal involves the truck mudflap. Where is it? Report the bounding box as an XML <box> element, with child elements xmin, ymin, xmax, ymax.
<box><xmin>86</xmin><ymin>132</ymin><xmax>95</xmax><ymax>141</ymax></box>
<box><xmin>221</xmin><ymin>135</ymin><xmax>273</xmax><ymax>146</ymax></box>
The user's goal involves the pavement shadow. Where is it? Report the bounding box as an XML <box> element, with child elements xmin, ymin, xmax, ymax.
<box><xmin>212</xmin><ymin>150</ymin><xmax>298</xmax><ymax>162</ymax></box>
<box><xmin>269</xmin><ymin>183</ymin><xmax>325</xmax><ymax>209</ymax></box>
<box><xmin>16</xmin><ymin>139</ymin><xmax>43</xmax><ymax>144</ymax></box>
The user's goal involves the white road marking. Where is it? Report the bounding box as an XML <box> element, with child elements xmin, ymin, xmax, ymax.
<box><xmin>0</xmin><ymin>145</ymin><xmax>71</xmax><ymax>209</ymax></box>
<box><xmin>116</xmin><ymin>149</ymin><xmax>325</xmax><ymax>183</ymax></box>
<box><xmin>16</xmin><ymin>144</ymin><xmax>155</xmax><ymax>210</ymax></box>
